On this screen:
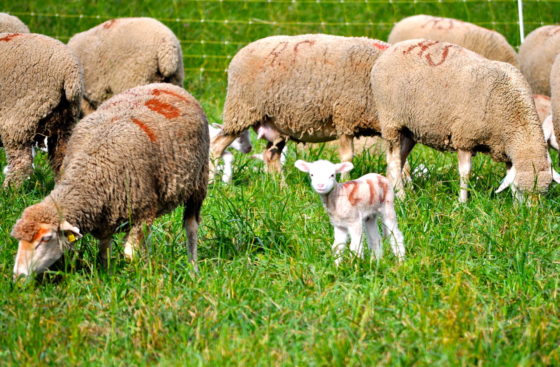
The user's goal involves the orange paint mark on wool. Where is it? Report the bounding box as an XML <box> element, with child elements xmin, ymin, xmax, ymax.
<box><xmin>152</xmin><ymin>88</ymin><xmax>190</xmax><ymax>103</ymax></box>
<box><xmin>343</xmin><ymin>181</ymin><xmax>360</xmax><ymax>206</ymax></box>
<box><xmin>534</xmin><ymin>94</ymin><xmax>551</xmax><ymax>101</ymax></box>
<box><xmin>145</xmin><ymin>98</ymin><xmax>180</xmax><ymax>119</ymax></box>
<box><xmin>102</xmin><ymin>19</ymin><xmax>118</xmax><ymax>29</ymax></box>
<box><xmin>28</xmin><ymin>227</ymin><xmax>51</xmax><ymax>248</ymax></box>
<box><xmin>131</xmin><ymin>118</ymin><xmax>157</xmax><ymax>142</ymax></box>
<box><xmin>366</xmin><ymin>179</ymin><xmax>377</xmax><ymax>204</ymax></box>
<box><xmin>372</xmin><ymin>42</ymin><xmax>389</xmax><ymax>50</ymax></box>
<box><xmin>0</xmin><ymin>33</ymin><xmax>22</xmax><ymax>42</ymax></box>
<box><xmin>378</xmin><ymin>178</ymin><xmax>388</xmax><ymax>203</ymax></box>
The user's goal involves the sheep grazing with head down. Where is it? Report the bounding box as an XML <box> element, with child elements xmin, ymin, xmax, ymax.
<box><xmin>11</xmin><ymin>83</ymin><xmax>209</xmax><ymax>278</ymax></box>
<box><xmin>211</xmin><ymin>34</ymin><xmax>390</xmax><ymax>176</ymax></box>
<box><xmin>0</xmin><ymin>13</ymin><xmax>29</xmax><ymax>33</ymax></box>
<box><xmin>519</xmin><ymin>25</ymin><xmax>560</xmax><ymax>96</ymax></box>
<box><xmin>208</xmin><ymin>123</ymin><xmax>252</xmax><ymax>183</ymax></box>
<box><xmin>68</xmin><ymin>17</ymin><xmax>184</xmax><ymax>114</ymax></box>
<box><xmin>371</xmin><ymin>39</ymin><xmax>552</xmax><ymax>202</ymax></box>
<box><xmin>295</xmin><ymin>160</ymin><xmax>405</xmax><ymax>264</ymax></box>
<box><xmin>388</xmin><ymin>15</ymin><xmax>519</xmax><ymax>68</ymax></box>
<box><xmin>0</xmin><ymin>32</ymin><xmax>83</xmax><ymax>187</ymax></box>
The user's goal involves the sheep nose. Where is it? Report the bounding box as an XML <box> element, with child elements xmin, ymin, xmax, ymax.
<box><xmin>243</xmin><ymin>145</ymin><xmax>252</xmax><ymax>154</ymax></box>
<box><xmin>316</xmin><ymin>184</ymin><xmax>325</xmax><ymax>189</ymax></box>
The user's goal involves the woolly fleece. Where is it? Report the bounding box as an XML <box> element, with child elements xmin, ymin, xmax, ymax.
<box><xmin>0</xmin><ymin>13</ymin><xmax>29</xmax><ymax>33</ymax></box>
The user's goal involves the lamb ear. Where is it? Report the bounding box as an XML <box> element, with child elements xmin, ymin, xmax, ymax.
<box><xmin>257</xmin><ymin>129</ymin><xmax>265</xmax><ymax>139</ymax></box>
<box><xmin>60</xmin><ymin>221</ymin><xmax>82</xmax><ymax>240</ymax></box>
<box><xmin>211</xmin><ymin>123</ymin><xmax>223</xmax><ymax>130</ymax></box>
<box><xmin>495</xmin><ymin>167</ymin><xmax>516</xmax><ymax>193</ymax></box>
<box><xmin>294</xmin><ymin>160</ymin><xmax>310</xmax><ymax>172</ymax></box>
<box><xmin>335</xmin><ymin>162</ymin><xmax>354</xmax><ymax>174</ymax></box>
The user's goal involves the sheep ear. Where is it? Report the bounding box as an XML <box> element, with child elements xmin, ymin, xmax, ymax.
<box><xmin>335</xmin><ymin>162</ymin><xmax>354</xmax><ymax>174</ymax></box>
<box><xmin>211</xmin><ymin>123</ymin><xmax>223</xmax><ymax>129</ymax></box>
<box><xmin>60</xmin><ymin>221</ymin><xmax>82</xmax><ymax>241</ymax></box>
<box><xmin>495</xmin><ymin>167</ymin><xmax>516</xmax><ymax>193</ymax></box>
<box><xmin>294</xmin><ymin>160</ymin><xmax>310</xmax><ymax>172</ymax></box>
<box><xmin>257</xmin><ymin>129</ymin><xmax>265</xmax><ymax>139</ymax></box>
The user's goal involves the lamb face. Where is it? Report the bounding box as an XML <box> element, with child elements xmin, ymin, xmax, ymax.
<box><xmin>294</xmin><ymin>159</ymin><xmax>353</xmax><ymax>194</ymax></box>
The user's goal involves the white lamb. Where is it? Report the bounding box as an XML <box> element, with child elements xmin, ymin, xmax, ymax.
<box><xmin>295</xmin><ymin>160</ymin><xmax>405</xmax><ymax>264</ymax></box>
<box><xmin>208</xmin><ymin>123</ymin><xmax>252</xmax><ymax>183</ymax></box>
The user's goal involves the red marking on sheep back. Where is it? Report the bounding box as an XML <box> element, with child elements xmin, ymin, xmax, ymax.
<box><xmin>343</xmin><ymin>181</ymin><xmax>360</xmax><ymax>206</ymax></box>
<box><xmin>267</xmin><ymin>41</ymin><xmax>288</xmax><ymax>66</ymax></box>
<box><xmin>547</xmin><ymin>27</ymin><xmax>560</xmax><ymax>36</ymax></box>
<box><xmin>403</xmin><ymin>40</ymin><xmax>452</xmax><ymax>67</ymax></box>
<box><xmin>102</xmin><ymin>19</ymin><xmax>118</xmax><ymax>29</ymax></box>
<box><xmin>131</xmin><ymin>118</ymin><xmax>157</xmax><ymax>142</ymax></box>
<box><xmin>366</xmin><ymin>179</ymin><xmax>376</xmax><ymax>204</ymax></box>
<box><xmin>293</xmin><ymin>40</ymin><xmax>315</xmax><ymax>53</ymax></box>
<box><xmin>152</xmin><ymin>88</ymin><xmax>190</xmax><ymax>103</ymax></box>
<box><xmin>372</xmin><ymin>42</ymin><xmax>389</xmax><ymax>50</ymax></box>
<box><xmin>403</xmin><ymin>40</ymin><xmax>439</xmax><ymax>56</ymax></box>
<box><xmin>0</xmin><ymin>33</ymin><xmax>22</xmax><ymax>42</ymax></box>
<box><xmin>145</xmin><ymin>98</ymin><xmax>180</xmax><ymax>119</ymax></box>
<box><xmin>421</xmin><ymin>18</ymin><xmax>455</xmax><ymax>30</ymax></box>
<box><xmin>425</xmin><ymin>44</ymin><xmax>453</xmax><ymax>66</ymax></box>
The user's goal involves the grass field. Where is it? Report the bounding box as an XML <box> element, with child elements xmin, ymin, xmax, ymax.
<box><xmin>1</xmin><ymin>0</ymin><xmax>560</xmax><ymax>365</ymax></box>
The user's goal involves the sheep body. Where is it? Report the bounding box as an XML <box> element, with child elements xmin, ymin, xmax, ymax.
<box><xmin>68</xmin><ymin>17</ymin><xmax>184</xmax><ymax>113</ymax></box>
<box><xmin>388</xmin><ymin>15</ymin><xmax>519</xmax><ymax>67</ymax></box>
<box><xmin>11</xmin><ymin>83</ymin><xmax>209</xmax><ymax>276</ymax></box>
<box><xmin>211</xmin><ymin>34</ymin><xmax>389</xmax><ymax>174</ymax></box>
<box><xmin>519</xmin><ymin>25</ymin><xmax>560</xmax><ymax>96</ymax></box>
<box><xmin>0</xmin><ymin>13</ymin><xmax>29</xmax><ymax>33</ymax></box>
<box><xmin>0</xmin><ymin>32</ymin><xmax>83</xmax><ymax>186</ymax></box>
<box><xmin>295</xmin><ymin>160</ymin><xmax>405</xmax><ymax>264</ymax></box>
<box><xmin>551</xmin><ymin>55</ymin><xmax>560</xmax><ymax>152</ymax></box>
<box><xmin>371</xmin><ymin>39</ymin><xmax>551</xmax><ymax>200</ymax></box>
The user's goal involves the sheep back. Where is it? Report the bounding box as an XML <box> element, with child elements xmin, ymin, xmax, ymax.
<box><xmin>388</xmin><ymin>15</ymin><xmax>519</xmax><ymax>68</ymax></box>
<box><xmin>519</xmin><ymin>25</ymin><xmax>560</xmax><ymax>96</ymax></box>
<box><xmin>223</xmin><ymin>34</ymin><xmax>388</xmax><ymax>140</ymax></box>
<box><xmin>67</xmin><ymin>17</ymin><xmax>184</xmax><ymax>111</ymax></box>
<box><xmin>372</xmin><ymin>39</ymin><xmax>549</xmax><ymax>189</ymax></box>
<box><xmin>551</xmin><ymin>55</ymin><xmax>560</xmax><ymax>146</ymax></box>
<box><xmin>0</xmin><ymin>13</ymin><xmax>29</xmax><ymax>33</ymax></box>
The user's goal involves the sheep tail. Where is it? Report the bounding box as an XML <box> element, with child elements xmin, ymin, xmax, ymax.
<box><xmin>64</xmin><ymin>62</ymin><xmax>84</xmax><ymax>119</ymax></box>
<box><xmin>157</xmin><ymin>36</ymin><xmax>184</xmax><ymax>85</ymax></box>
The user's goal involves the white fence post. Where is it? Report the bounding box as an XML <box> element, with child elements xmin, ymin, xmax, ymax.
<box><xmin>518</xmin><ymin>0</ymin><xmax>525</xmax><ymax>43</ymax></box>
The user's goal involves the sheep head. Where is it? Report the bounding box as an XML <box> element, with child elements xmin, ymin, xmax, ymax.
<box><xmin>295</xmin><ymin>159</ymin><xmax>353</xmax><ymax>194</ymax></box>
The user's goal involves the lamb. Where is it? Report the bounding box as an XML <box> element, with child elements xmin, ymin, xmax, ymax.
<box><xmin>295</xmin><ymin>160</ymin><xmax>405</xmax><ymax>264</ymax></box>
<box><xmin>388</xmin><ymin>15</ymin><xmax>519</xmax><ymax>68</ymax></box>
<box><xmin>551</xmin><ymin>55</ymin><xmax>560</xmax><ymax>154</ymax></box>
<box><xmin>210</xmin><ymin>34</ymin><xmax>390</xmax><ymax>176</ymax></box>
<box><xmin>519</xmin><ymin>25</ymin><xmax>560</xmax><ymax>96</ymax></box>
<box><xmin>0</xmin><ymin>32</ymin><xmax>83</xmax><ymax>187</ymax></box>
<box><xmin>208</xmin><ymin>123</ymin><xmax>251</xmax><ymax>183</ymax></box>
<box><xmin>11</xmin><ymin>83</ymin><xmax>209</xmax><ymax>277</ymax></box>
<box><xmin>0</xmin><ymin>13</ymin><xmax>29</xmax><ymax>33</ymax></box>
<box><xmin>67</xmin><ymin>17</ymin><xmax>184</xmax><ymax>115</ymax></box>
<box><xmin>371</xmin><ymin>39</ymin><xmax>552</xmax><ymax>202</ymax></box>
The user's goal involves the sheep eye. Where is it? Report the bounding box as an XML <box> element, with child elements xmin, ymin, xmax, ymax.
<box><xmin>310</xmin><ymin>174</ymin><xmax>314</xmax><ymax>177</ymax></box>
<box><xmin>41</xmin><ymin>235</ymin><xmax>52</xmax><ymax>243</ymax></box>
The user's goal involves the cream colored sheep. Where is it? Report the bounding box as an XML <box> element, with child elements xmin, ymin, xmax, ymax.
<box><xmin>0</xmin><ymin>13</ymin><xmax>29</xmax><ymax>33</ymax></box>
<box><xmin>388</xmin><ymin>15</ymin><xmax>519</xmax><ymax>68</ymax></box>
<box><xmin>68</xmin><ymin>17</ymin><xmax>184</xmax><ymax>114</ymax></box>
<box><xmin>11</xmin><ymin>83</ymin><xmax>209</xmax><ymax>277</ymax></box>
<box><xmin>371</xmin><ymin>39</ymin><xmax>551</xmax><ymax>202</ymax></box>
<box><xmin>519</xmin><ymin>25</ymin><xmax>560</xmax><ymax>96</ymax></box>
<box><xmin>210</xmin><ymin>34</ymin><xmax>390</xmax><ymax>176</ymax></box>
<box><xmin>0</xmin><ymin>33</ymin><xmax>83</xmax><ymax>187</ymax></box>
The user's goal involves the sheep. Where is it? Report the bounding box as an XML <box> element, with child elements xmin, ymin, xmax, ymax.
<box><xmin>388</xmin><ymin>15</ymin><xmax>519</xmax><ymax>68</ymax></box>
<box><xmin>11</xmin><ymin>83</ymin><xmax>209</xmax><ymax>277</ymax></box>
<box><xmin>208</xmin><ymin>123</ymin><xmax>251</xmax><ymax>183</ymax></box>
<box><xmin>67</xmin><ymin>17</ymin><xmax>184</xmax><ymax>115</ymax></box>
<box><xmin>295</xmin><ymin>159</ymin><xmax>405</xmax><ymax>264</ymax></box>
<box><xmin>519</xmin><ymin>25</ymin><xmax>560</xmax><ymax>96</ymax></box>
<box><xmin>0</xmin><ymin>32</ymin><xmax>83</xmax><ymax>187</ymax></box>
<box><xmin>371</xmin><ymin>39</ymin><xmax>552</xmax><ymax>202</ymax></box>
<box><xmin>0</xmin><ymin>13</ymin><xmax>29</xmax><ymax>33</ymax></box>
<box><xmin>551</xmin><ymin>55</ymin><xmax>560</xmax><ymax>155</ymax></box>
<box><xmin>210</xmin><ymin>34</ymin><xmax>391</xmax><ymax>177</ymax></box>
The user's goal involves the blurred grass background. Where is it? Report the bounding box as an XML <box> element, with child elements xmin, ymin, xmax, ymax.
<box><xmin>0</xmin><ymin>0</ymin><xmax>559</xmax><ymax>365</ymax></box>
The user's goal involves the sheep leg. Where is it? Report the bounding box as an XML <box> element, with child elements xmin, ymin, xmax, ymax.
<box><xmin>3</xmin><ymin>144</ymin><xmax>33</xmax><ymax>187</ymax></box>
<box><xmin>400</xmin><ymin>136</ymin><xmax>416</xmax><ymax>183</ymax></box>
<box><xmin>263</xmin><ymin>138</ymin><xmax>286</xmax><ymax>174</ymax></box>
<box><xmin>386</xmin><ymin>139</ymin><xmax>405</xmax><ymax>199</ymax></box>
<box><xmin>98</xmin><ymin>238</ymin><xmax>113</xmax><ymax>268</ymax></box>
<box><xmin>338</xmin><ymin>135</ymin><xmax>354</xmax><ymax>180</ymax></box>
<box><xmin>348</xmin><ymin>222</ymin><xmax>364</xmax><ymax>259</ymax></box>
<box><xmin>332</xmin><ymin>226</ymin><xmax>349</xmax><ymax>265</ymax></box>
<box><xmin>210</xmin><ymin>133</ymin><xmax>239</xmax><ymax>182</ymax></box>
<box><xmin>184</xmin><ymin>195</ymin><xmax>203</xmax><ymax>272</ymax></box>
<box><xmin>381</xmin><ymin>204</ymin><xmax>405</xmax><ymax>261</ymax></box>
<box><xmin>458</xmin><ymin>150</ymin><xmax>472</xmax><ymax>203</ymax></box>
<box><xmin>124</xmin><ymin>222</ymin><xmax>151</xmax><ymax>261</ymax></box>
<box><xmin>221</xmin><ymin>150</ymin><xmax>234</xmax><ymax>183</ymax></box>
<box><xmin>47</xmin><ymin>132</ymin><xmax>71</xmax><ymax>176</ymax></box>
<box><xmin>365</xmin><ymin>215</ymin><xmax>383</xmax><ymax>260</ymax></box>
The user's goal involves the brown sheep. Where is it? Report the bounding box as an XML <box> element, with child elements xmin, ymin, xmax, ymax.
<box><xmin>388</xmin><ymin>15</ymin><xmax>519</xmax><ymax>68</ymax></box>
<box><xmin>68</xmin><ymin>17</ymin><xmax>184</xmax><ymax>114</ymax></box>
<box><xmin>371</xmin><ymin>39</ymin><xmax>551</xmax><ymax>202</ymax></box>
<box><xmin>210</xmin><ymin>34</ymin><xmax>390</xmax><ymax>175</ymax></box>
<box><xmin>11</xmin><ymin>83</ymin><xmax>209</xmax><ymax>277</ymax></box>
<box><xmin>0</xmin><ymin>33</ymin><xmax>83</xmax><ymax>187</ymax></box>
<box><xmin>519</xmin><ymin>25</ymin><xmax>560</xmax><ymax>96</ymax></box>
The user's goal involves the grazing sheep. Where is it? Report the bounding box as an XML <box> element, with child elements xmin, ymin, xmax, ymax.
<box><xmin>388</xmin><ymin>15</ymin><xmax>519</xmax><ymax>68</ymax></box>
<box><xmin>211</xmin><ymin>34</ymin><xmax>390</xmax><ymax>176</ymax></box>
<box><xmin>371</xmin><ymin>39</ymin><xmax>552</xmax><ymax>202</ymax></box>
<box><xmin>68</xmin><ymin>17</ymin><xmax>184</xmax><ymax>114</ymax></box>
<box><xmin>295</xmin><ymin>160</ymin><xmax>405</xmax><ymax>264</ymax></box>
<box><xmin>208</xmin><ymin>123</ymin><xmax>251</xmax><ymax>183</ymax></box>
<box><xmin>0</xmin><ymin>33</ymin><xmax>83</xmax><ymax>187</ymax></box>
<box><xmin>519</xmin><ymin>25</ymin><xmax>560</xmax><ymax>96</ymax></box>
<box><xmin>11</xmin><ymin>83</ymin><xmax>209</xmax><ymax>277</ymax></box>
<box><xmin>0</xmin><ymin>13</ymin><xmax>29</xmax><ymax>33</ymax></box>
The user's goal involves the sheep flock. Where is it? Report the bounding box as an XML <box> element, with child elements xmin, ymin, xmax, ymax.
<box><xmin>2</xmin><ymin>12</ymin><xmax>560</xmax><ymax>278</ymax></box>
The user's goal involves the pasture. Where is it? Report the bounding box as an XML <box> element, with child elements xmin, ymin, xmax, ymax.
<box><xmin>1</xmin><ymin>0</ymin><xmax>559</xmax><ymax>365</ymax></box>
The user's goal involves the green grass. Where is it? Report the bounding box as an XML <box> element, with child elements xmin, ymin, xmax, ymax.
<box><xmin>1</xmin><ymin>0</ymin><xmax>560</xmax><ymax>365</ymax></box>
